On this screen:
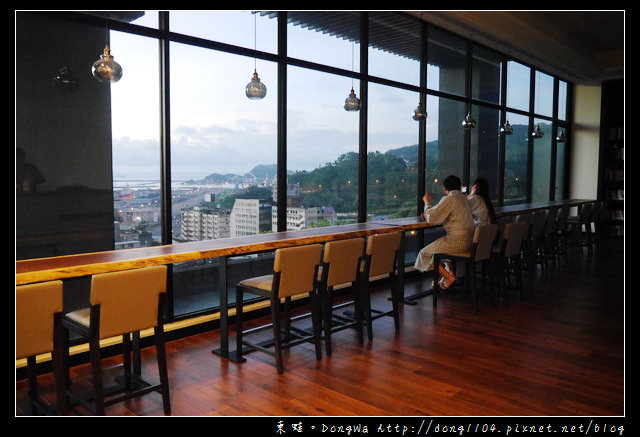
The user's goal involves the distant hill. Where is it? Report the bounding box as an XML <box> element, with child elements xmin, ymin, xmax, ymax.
<box><xmin>188</xmin><ymin>124</ymin><xmax>539</xmax><ymax>185</ymax></box>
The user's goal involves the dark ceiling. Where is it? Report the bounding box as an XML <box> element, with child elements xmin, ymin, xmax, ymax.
<box><xmin>408</xmin><ymin>10</ymin><xmax>624</xmax><ymax>84</ymax></box>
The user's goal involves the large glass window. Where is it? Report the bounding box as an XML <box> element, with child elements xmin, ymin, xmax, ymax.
<box><xmin>168</xmin><ymin>42</ymin><xmax>277</xmax><ymax>316</ymax></box>
<box><xmin>472</xmin><ymin>44</ymin><xmax>502</xmax><ymax>105</ymax></box>
<box><xmin>555</xmin><ymin>125</ymin><xmax>567</xmax><ymax>200</ymax></box>
<box><xmin>470</xmin><ymin>105</ymin><xmax>500</xmax><ymax>200</ymax></box>
<box><xmin>287</xmin><ymin>67</ymin><xmax>360</xmax><ymax>228</ymax></box>
<box><xmin>427</xmin><ymin>26</ymin><xmax>467</xmax><ymax>97</ymax></box>
<box><xmin>367</xmin><ymin>83</ymin><xmax>419</xmax><ymax>220</ymax></box>
<box><xmin>558</xmin><ymin>80</ymin><xmax>568</xmax><ymax>121</ymax></box>
<box><xmin>287</xmin><ymin>11</ymin><xmax>359</xmax><ymax>71</ymax></box>
<box><xmin>111</xmin><ymin>31</ymin><xmax>162</xmax><ymax>249</ymax></box>
<box><xmin>531</xmin><ymin>118</ymin><xmax>553</xmax><ymax>202</ymax></box>
<box><xmin>534</xmin><ymin>70</ymin><xmax>554</xmax><ymax>117</ymax></box>
<box><xmin>503</xmin><ymin>112</ymin><xmax>529</xmax><ymax>205</ymax></box>
<box><xmin>368</xmin><ymin>12</ymin><xmax>421</xmax><ymax>86</ymax></box>
<box><xmin>170</xmin><ymin>11</ymin><xmax>277</xmax><ymax>54</ymax></box>
<box><xmin>426</xmin><ymin>95</ymin><xmax>466</xmax><ymax>202</ymax></box>
<box><xmin>506</xmin><ymin>61</ymin><xmax>530</xmax><ymax>112</ymax></box>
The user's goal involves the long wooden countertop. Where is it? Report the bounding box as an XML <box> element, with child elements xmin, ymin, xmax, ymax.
<box><xmin>15</xmin><ymin>199</ymin><xmax>595</xmax><ymax>286</ymax></box>
<box><xmin>16</xmin><ymin>222</ymin><xmax>406</xmax><ymax>285</ymax></box>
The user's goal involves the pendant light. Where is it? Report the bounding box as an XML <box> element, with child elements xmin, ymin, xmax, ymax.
<box><xmin>412</xmin><ymin>102</ymin><xmax>427</xmax><ymax>121</ymax></box>
<box><xmin>500</xmin><ymin>120</ymin><xmax>513</xmax><ymax>135</ymax></box>
<box><xmin>462</xmin><ymin>111</ymin><xmax>476</xmax><ymax>129</ymax></box>
<box><xmin>532</xmin><ymin>124</ymin><xmax>544</xmax><ymax>139</ymax></box>
<box><xmin>344</xmin><ymin>88</ymin><xmax>361</xmax><ymax>111</ymax></box>
<box><xmin>556</xmin><ymin>129</ymin><xmax>567</xmax><ymax>142</ymax></box>
<box><xmin>245</xmin><ymin>13</ymin><xmax>267</xmax><ymax>100</ymax></box>
<box><xmin>246</xmin><ymin>70</ymin><xmax>267</xmax><ymax>100</ymax></box>
<box><xmin>344</xmin><ymin>14</ymin><xmax>360</xmax><ymax>112</ymax></box>
<box><xmin>92</xmin><ymin>45</ymin><xmax>123</xmax><ymax>83</ymax></box>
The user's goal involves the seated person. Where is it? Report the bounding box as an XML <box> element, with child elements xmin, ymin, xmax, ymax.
<box><xmin>414</xmin><ymin>175</ymin><xmax>475</xmax><ymax>289</ymax></box>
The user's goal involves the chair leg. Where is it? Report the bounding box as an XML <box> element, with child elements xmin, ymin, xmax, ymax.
<box><xmin>432</xmin><ymin>255</ymin><xmax>441</xmax><ymax>308</ymax></box>
<box><xmin>235</xmin><ymin>286</ymin><xmax>244</xmax><ymax>360</ymax></box>
<box><xmin>89</xmin><ymin>336</ymin><xmax>105</xmax><ymax>415</ymax></box>
<box><xmin>514</xmin><ymin>256</ymin><xmax>523</xmax><ymax>298</ymax></box>
<box><xmin>362</xmin><ymin>286</ymin><xmax>374</xmax><ymax>342</ymax></box>
<box><xmin>470</xmin><ymin>261</ymin><xmax>479</xmax><ymax>313</ymax></box>
<box><xmin>390</xmin><ymin>274</ymin><xmax>400</xmax><ymax>331</ymax></box>
<box><xmin>154</xmin><ymin>325</ymin><xmax>171</xmax><ymax>415</ymax></box>
<box><xmin>25</xmin><ymin>356</ymin><xmax>41</xmax><ymax>415</ymax></box>
<box><xmin>310</xmin><ymin>291</ymin><xmax>322</xmax><ymax>361</ymax></box>
<box><xmin>271</xmin><ymin>297</ymin><xmax>284</xmax><ymax>374</ymax></box>
<box><xmin>320</xmin><ymin>286</ymin><xmax>333</xmax><ymax>356</ymax></box>
<box><xmin>353</xmin><ymin>281</ymin><xmax>365</xmax><ymax>344</ymax></box>
<box><xmin>122</xmin><ymin>333</ymin><xmax>133</xmax><ymax>389</ymax></box>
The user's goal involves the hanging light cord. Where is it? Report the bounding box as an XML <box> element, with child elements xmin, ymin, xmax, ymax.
<box><xmin>253</xmin><ymin>13</ymin><xmax>257</xmax><ymax>71</ymax></box>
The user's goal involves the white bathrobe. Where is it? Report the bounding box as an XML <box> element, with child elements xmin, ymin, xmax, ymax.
<box><xmin>414</xmin><ymin>190</ymin><xmax>476</xmax><ymax>272</ymax></box>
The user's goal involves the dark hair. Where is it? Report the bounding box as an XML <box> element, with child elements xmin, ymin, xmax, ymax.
<box><xmin>472</xmin><ymin>178</ymin><xmax>497</xmax><ymax>224</ymax></box>
<box><xmin>442</xmin><ymin>175</ymin><xmax>462</xmax><ymax>191</ymax></box>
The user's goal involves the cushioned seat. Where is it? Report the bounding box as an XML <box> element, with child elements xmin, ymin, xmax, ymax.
<box><xmin>62</xmin><ymin>265</ymin><xmax>170</xmax><ymax>415</ymax></box>
<box><xmin>16</xmin><ymin>280</ymin><xmax>67</xmax><ymax>415</ymax></box>
<box><xmin>567</xmin><ymin>203</ymin><xmax>594</xmax><ymax>254</ymax></box>
<box><xmin>493</xmin><ymin>222</ymin><xmax>528</xmax><ymax>301</ymax></box>
<box><xmin>317</xmin><ymin>238</ymin><xmax>366</xmax><ymax>356</ymax></box>
<box><xmin>235</xmin><ymin>244</ymin><xmax>323</xmax><ymax>374</ymax></box>
<box><xmin>360</xmin><ymin>232</ymin><xmax>403</xmax><ymax>341</ymax></box>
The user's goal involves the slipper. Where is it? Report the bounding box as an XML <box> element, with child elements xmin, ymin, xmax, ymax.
<box><xmin>438</xmin><ymin>264</ymin><xmax>456</xmax><ymax>290</ymax></box>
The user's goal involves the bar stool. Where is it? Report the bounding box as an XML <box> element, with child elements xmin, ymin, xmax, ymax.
<box><xmin>235</xmin><ymin>244</ymin><xmax>323</xmax><ymax>374</ymax></box>
<box><xmin>16</xmin><ymin>280</ymin><xmax>67</xmax><ymax>415</ymax></box>
<box><xmin>493</xmin><ymin>222</ymin><xmax>528</xmax><ymax>301</ymax></box>
<box><xmin>360</xmin><ymin>232</ymin><xmax>403</xmax><ymax>341</ymax></box>
<box><xmin>589</xmin><ymin>201</ymin><xmax>604</xmax><ymax>246</ymax></box>
<box><xmin>521</xmin><ymin>211</ymin><xmax>546</xmax><ymax>272</ymax></box>
<box><xmin>555</xmin><ymin>204</ymin><xmax>571</xmax><ymax>258</ymax></box>
<box><xmin>542</xmin><ymin>208</ymin><xmax>560</xmax><ymax>266</ymax></box>
<box><xmin>567</xmin><ymin>203</ymin><xmax>594</xmax><ymax>254</ymax></box>
<box><xmin>62</xmin><ymin>265</ymin><xmax>171</xmax><ymax>415</ymax></box>
<box><xmin>317</xmin><ymin>238</ymin><xmax>366</xmax><ymax>356</ymax></box>
<box><xmin>433</xmin><ymin>224</ymin><xmax>498</xmax><ymax>313</ymax></box>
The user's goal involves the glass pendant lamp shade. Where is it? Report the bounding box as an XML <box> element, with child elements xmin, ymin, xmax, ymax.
<box><xmin>556</xmin><ymin>129</ymin><xmax>567</xmax><ymax>142</ymax></box>
<box><xmin>245</xmin><ymin>70</ymin><xmax>267</xmax><ymax>100</ymax></box>
<box><xmin>52</xmin><ymin>66</ymin><xmax>78</xmax><ymax>93</ymax></box>
<box><xmin>92</xmin><ymin>46</ymin><xmax>122</xmax><ymax>83</ymax></box>
<box><xmin>462</xmin><ymin>112</ymin><xmax>476</xmax><ymax>129</ymax></box>
<box><xmin>500</xmin><ymin>120</ymin><xmax>513</xmax><ymax>135</ymax></box>
<box><xmin>532</xmin><ymin>124</ymin><xmax>544</xmax><ymax>138</ymax></box>
<box><xmin>412</xmin><ymin>102</ymin><xmax>427</xmax><ymax>120</ymax></box>
<box><xmin>344</xmin><ymin>88</ymin><xmax>361</xmax><ymax>112</ymax></box>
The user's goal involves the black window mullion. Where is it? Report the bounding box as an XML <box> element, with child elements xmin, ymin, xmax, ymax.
<box><xmin>277</xmin><ymin>12</ymin><xmax>287</xmax><ymax>232</ymax></box>
<box><xmin>358</xmin><ymin>12</ymin><xmax>368</xmax><ymax>223</ymax></box>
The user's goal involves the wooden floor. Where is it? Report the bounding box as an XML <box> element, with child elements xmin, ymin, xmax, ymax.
<box><xmin>16</xmin><ymin>237</ymin><xmax>625</xmax><ymax>419</ymax></box>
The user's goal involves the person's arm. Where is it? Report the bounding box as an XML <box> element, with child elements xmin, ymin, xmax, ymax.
<box><xmin>424</xmin><ymin>195</ymin><xmax>451</xmax><ymax>225</ymax></box>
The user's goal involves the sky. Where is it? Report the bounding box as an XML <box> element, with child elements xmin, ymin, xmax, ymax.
<box><xmin>108</xmin><ymin>11</ymin><xmax>552</xmax><ymax>181</ymax></box>
<box><xmin>109</xmin><ymin>11</ymin><xmax>438</xmax><ymax>180</ymax></box>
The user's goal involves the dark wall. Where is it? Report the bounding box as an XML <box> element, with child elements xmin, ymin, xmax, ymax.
<box><xmin>16</xmin><ymin>12</ymin><xmax>115</xmax><ymax>259</ymax></box>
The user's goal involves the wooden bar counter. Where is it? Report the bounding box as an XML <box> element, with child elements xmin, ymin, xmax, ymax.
<box><xmin>16</xmin><ymin>199</ymin><xmax>594</xmax><ymax>286</ymax></box>
<box><xmin>16</xmin><ymin>222</ymin><xmax>403</xmax><ymax>286</ymax></box>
